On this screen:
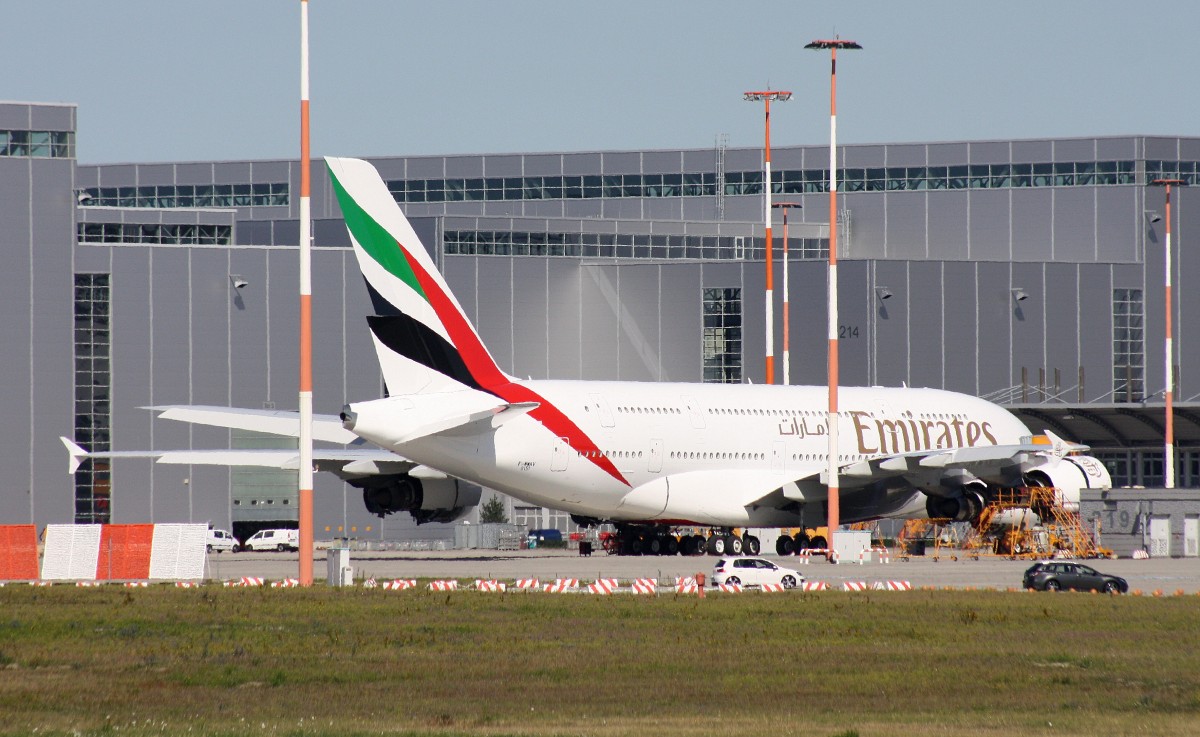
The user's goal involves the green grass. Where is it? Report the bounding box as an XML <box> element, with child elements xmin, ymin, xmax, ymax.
<box><xmin>0</xmin><ymin>586</ymin><xmax>1197</xmax><ymax>736</ymax></box>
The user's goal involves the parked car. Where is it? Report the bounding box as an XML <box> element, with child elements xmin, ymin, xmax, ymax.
<box><xmin>712</xmin><ymin>556</ymin><xmax>803</xmax><ymax>588</ymax></box>
<box><xmin>206</xmin><ymin>528</ymin><xmax>239</xmax><ymax>553</ymax></box>
<box><xmin>243</xmin><ymin>528</ymin><xmax>299</xmax><ymax>552</ymax></box>
<box><xmin>1023</xmin><ymin>560</ymin><xmax>1128</xmax><ymax>593</ymax></box>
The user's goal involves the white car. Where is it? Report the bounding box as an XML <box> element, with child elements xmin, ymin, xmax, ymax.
<box><xmin>712</xmin><ymin>556</ymin><xmax>803</xmax><ymax>589</ymax></box>
<box><xmin>206</xmin><ymin>528</ymin><xmax>240</xmax><ymax>553</ymax></box>
<box><xmin>243</xmin><ymin>528</ymin><xmax>299</xmax><ymax>552</ymax></box>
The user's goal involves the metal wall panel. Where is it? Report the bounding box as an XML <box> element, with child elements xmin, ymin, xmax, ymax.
<box><xmin>1053</xmin><ymin>138</ymin><xmax>1095</xmax><ymax>161</ymax></box>
<box><xmin>136</xmin><ymin>163</ymin><xmax>175</xmax><ymax>186</ymax></box>
<box><xmin>213</xmin><ymin>161</ymin><xmax>252</xmax><ymax>184</ymax></box>
<box><xmin>1143</xmin><ymin>137</ymin><xmax>1179</xmax><ymax>160</ymax></box>
<box><xmin>837</xmin><ymin>260</ymin><xmax>870</xmax><ymax>387</ymax></box>
<box><xmin>927</xmin><ymin>143</ymin><xmax>969</xmax><ymax>166</ymax></box>
<box><xmin>969</xmin><ymin>141</ymin><xmax>1009</xmax><ymax>163</ymax></box>
<box><xmin>658</xmin><ymin>263</ymin><xmax>700</xmax><ymax>383</ymax></box>
<box><xmin>1011</xmin><ymin>139</ymin><xmax>1053</xmax><ymax>162</ymax></box>
<box><xmin>1010</xmin><ymin>262</ymin><xmax>1047</xmax><ymax>391</ymax></box>
<box><xmin>1052</xmin><ymin>186</ymin><xmax>1097</xmax><ymax>262</ymax></box>
<box><xmin>1096</xmin><ymin>137</ymin><xmax>1138</xmax><ymax>160</ymax></box>
<box><xmin>883</xmin><ymin>143</ymin><xmax>925</xmax><ymax>167</ymax></box>
<box><xmin>311</xmin><ymin>248</ymin><xmax>350</xmax><ymax>411</ymax></box>
<box><xmin>870</xmin><ymin>260</ymin><xmax>909</xmax><ymax>387</ymax></box>
<box><xmin>906</xmin><ymin>261</ymin><xmax>944</xmax><ymax>389</ymax></box>
<box><xmin>29</xmin><ymin>104</ymin><xmax>74</xmax><ymax>131</ymax></box>
<box><xmin>602</xmin><ymin>152</ymin><xmax>641</xmax><ymax>173</ymax></box>
<box><xmin>227</xmin><ymin>248</ymin><xmax>270</xmax><ymax>408</ymax></box>
<box><xmin>843</xmin><ymin>145</ymin><xmax>884</xmax><ymax>167</ymax></box>
<box><xmin>787</xmin><ymin>261</ymin><xmax>829</xmax><ymax>386</ymax></box>
<box><xmin>476</xmin><ymin>257</ymin><xmax>515</xmax><ymax>374</ymax></box>
<box><xmin>976</xmin><ymin>261</ymin><xmax>1013</xmax><ymax>395</ymax></box>
<box><xmin>546</xmin><ymin>259</ymin><xmax>582</xmax><ymax>379</ymax></box>
<box><xmin>968</xmin><ymin>189</ymin><xmax>1011</xmax><ymax>260</ymax></box>
<box><xmin>613</xmin><ymin>265</ymin><xmax>661</xmax><ymax>382</ymax></box>
<box><xmin>189</xmin><ymin>250</ymin><xmax>233</xmax><ymax>406</ymax></box>
<box><xmin>942</xmin><ymin>261</ymin><xmax>977</xmax><ymax>394</ymax></box>
<box><xmin>1077</xmin><ymin>264</ymin><xmax>1114</xmax><ymax>402</ymax></box>
<box><xmin>1044</xmin><ymin>262</ymin><xmax>1081</xmax><ymax>401</ymax></box>
<box><xmin>1011</xmin><ymin>188</ymin><xmax>1053</xmax><ymax>262</ymax></box>
<box><xmin>579</xmin><ymin>264</ymin><xmax>620</xmax><ymax>380</ymax></box>
<box><xmin>444</xmin><ymin>155</ymin><xmax>484</xmax><ymax>178</ymax></box>
<box><xmin>844</xmin><ymin>192</ymin><xmax>884</xmax><ymax>259</ymax></box>
<box><xmin>642</xmin><ymin>151</ymin><xmax>681</xmax><ymax>173</ymax></box>
<box><xmin>885</xmin><ymin>191</ymin><xmax>928</xmax><ymax>259</ymax></box>
<box><xmin>1095</xmin><ymin>187</ymin><xmax>1138</xmax><ymax>263</ymax></box>
<box><xmin>404</xmin><ymin>156</ymin><xmax>444</xmax><ymax>179</ymax></box>
<box><xmin>928</xmin><ymin>190</ymin><xmax>968</xmax><ymax>260</ymax></box>
<box><xmin>0</xmin><ymin>102</ymin><xmax>31</xmax><ymax>128</ymax></box>
<box><xmin>511</xmin><ymin>258</ymin><xmax>549</xmax><ymax>379</ymax></box>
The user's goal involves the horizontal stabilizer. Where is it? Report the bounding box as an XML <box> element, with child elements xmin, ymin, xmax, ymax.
<box><xmin>148</xmin><ymin>405</ymin><xmax>359</xmax><ymax>444</ymax></box>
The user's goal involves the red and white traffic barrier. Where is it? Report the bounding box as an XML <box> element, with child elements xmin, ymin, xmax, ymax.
<box><xmin>587</xmin><ymin>578</ymin><xmax>617</xmax><ymax>595</ymax></box>
<box><xmin>858</xmin><ymin>547</ymin><xmax>891</xmax><ymax>565</ymax></box>
<box><xmin>630</xmin><ymin>578</ymin><xmax>657</xmax><ymax>594</ymax></box>
<box><xmin>760</xmin><ymin>583</ymin><xmax>785</xmax><ymax>593</ymax></box>
<box><xmin>224</xmin><ymin>576</ymin><xmax>264</xmax><ymax>587</ymax></box>
<box><xmin>797</xmin><ymin>548</ymin><xmax>839</xmax><ymax>564</ymax></box>
<box><xmin>718</xmin><ymin>583</ymin><xmax>743</xmax><ymax>593</ymax></box>
<box><xmin>75</xmin><ymin>581</ymin><xmax>102</xmax><ymax>587</ymax></box>
<box><xmin>473</xmin><ymin>579</ymin><xmax>506</xmax><ymax>592</ymax></box>
<box><xmin>123</xmin><ymin>581</ymin><xmax>148</xmax><ymax>588</ymax></box>
<box><xmin>842</xmin><ymin>581</ymin><xmax>869</xmax><ymax>591</ymax></box>
<box><xmin>801</xmin><ymin>581</ymin><xmax>828</xmax><ymax>591</ymax></box>
<box><xmin>41</xmin><ymin>523</ymin><xmax>207</xmax><ymax>582</ymax></box>
<box><xmin>362</xmin><ymin>578</ymin><xmax>378</xmax><ymax>588</ymax></box>
<box><xmin>174</xmin><ymin>581</ymin><xmax>200</xmax><ymax>588</ymax></box>
<box><xmin>514</xmin><ymin>578</ymin><xmax>540</xmax><ymax>589</ymax></box>
<box><xmin>271</xmin><ymin>578</ymin><xmax>300</xmax><ymax>588</ymax></box>
<box><xmin>675</xmin><ymin>582</ymin><xmax>699</xmax><ymax>594</ymax></box>
<box><xmin>872</xmin><ymin>580</ymin><xmax>912</xmax><ymax>591</ymax></box>
<box><xmin>544</xmin><ymin>578</ymin><xmax>579</xmax><ymax>593</ymax></box>
<box><xmin>428</xmin><ymin>580</ymin><xmax>458</xmax><ymax>591</ymax></box>
<box><xmin>382</xmin><ymin>579</ymin><xmax>416</xmax><ymax>590</ymax></box>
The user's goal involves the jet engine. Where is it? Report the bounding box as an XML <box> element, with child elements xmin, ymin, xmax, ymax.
<box><xmin>1022</xmin><ymin>455</ymin><xmax>1112</xmax><ymax>513</ymax></box>
<box><xmin>924</xmin><ymin>482</ymin><xmax>987</xmax><ymax>522</ymax></box>
<box><xmin>349</xmin><ymin>474</ymin><xmax>481</xmax><ymax>524</ymax></box>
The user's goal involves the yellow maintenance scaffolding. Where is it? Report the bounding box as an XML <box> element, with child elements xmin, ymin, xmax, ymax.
<box><xmin>897</xmin><ymin>487</ymin><xmax>1111</xmax><ymax>561</ymax></box>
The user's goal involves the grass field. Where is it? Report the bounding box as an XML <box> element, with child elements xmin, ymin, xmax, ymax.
<box><xmin>0</xmin><ymin>585</ymin><xmax>1197</xmax><ymax>737</ymax></box>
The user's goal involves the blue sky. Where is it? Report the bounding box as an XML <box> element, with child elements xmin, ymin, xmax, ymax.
<box><xmin>7</xmin><ymin>0</ymin><xmax>1199</xmax><ymax>163</ymax></box>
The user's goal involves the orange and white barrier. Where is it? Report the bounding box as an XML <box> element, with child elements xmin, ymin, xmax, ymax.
<box><xmin>797</xmin><ymin>548</ymin><xmax>839</xmax><ymax>564</ymax></box>
<box><xmin>75</xmin><ymin>581</ymin><xmax>102</xmax><ymax>587</ymax></box>
<box><xmin>514</xmin><ymin>578</ymin><xmax>540</xmax><ymax>589</ymax></box>
<box><xmin>674</xmin><ymin>576</ymin><xmax>700</xmax><ymax>594</ymax></box>
<box><xmin>543</xmin><ymin>578</ymin><xmax>579</xmax><ymax>593</ymax></box>
<box><xmin>271</xmin><ymin>578</ymin><xmax>300</xmax><ymax>588</ymax></box>
<box><xmin>858</xmin><ymin>547</ymin><xmax>891</xmax><ymax>564</ymax></box>
<box><xmin>123</xmin><ymin>581</ymin><xmax>148</xmax><ymax>588</ymax></box>
<box><xmin>587</xmin><ymin>579</ymin><xmax>617</xmax><ymax>595</ymax></box>
<box><xmin>842</xmin><ymin>581</ymin><xmax>869</xmax><ymax>591</ymax></box>
<box><xmin>718</xmin><ymin>583</ymin><xmax>743</xmax><ymax>593</ymax></box>
<box><xmin>224</xmin><ymin>576</ymin><xmax>264</xmax><ymax>587</ymax></box>
<box><xmin>0</xmin><ymin>525</ymin><xmax>40</xmax><ymax>581</ymax></box>
<box><xmin>382</xmin><ymin>579</ymin><xmax>416</xmax><ymax>590</ymax></box>
<box><xmin>428</xmin><ymin>580</ymin><xmax>458</xmax><ymax>591</ymax></box>
<box><xmin>473</xmin><ymin>579</ymin><xmax>506</xmax><ymax>592</ymax></box>
<box><xmin>40</xmin><ymin>523</ymin><xmax>206</xmax><ymax>582</ymax></box>
<box><xmin>801</xmin><ymin>581</ymin><xmax>828</xmax><ymax>591</ymax></box>
<box><xmin>630</xmin><ymin>578</ymin><xmax>657</xmax><ymax>594</ymax></box>
<box><xmin>362</xmin><ymin>578</ymin><xmax>378</xmax><ymax>588</ymax></box>
<box><xmin>759</xmin><ymin>583</ymin><xmax>785</xmax><ymax>592</ymax></box>
<box><xmin>872</xmin><ymin>580</ymin><xmax>912</xmax><ymax>591</ymax></box>
<box><xmin>175</xmin><ymin>581</ymin><xmax>200</xmax><ymax>588</ymax></box>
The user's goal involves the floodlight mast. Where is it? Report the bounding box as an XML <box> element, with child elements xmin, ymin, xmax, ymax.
<box><xmin>805</xmin><ymin>37</ymin><xmax>861</xmax><ymax>557</ymax></box>
<box><xmin>773</xmin><ymin>202</ymin><xmax>802</xmax><ymax>384</ymax></box>
<box><xmin>744</xmin><ymin>90</ymin><xmax>792</xmax><ymax>385</ymax></box>
<box><xmin>298</xmin><ymin>0</ymin><xmax>314</xmax><ymax>585</ymax></box>
<box><xmin>1151</xmin><ymin>178</ymin><xmax>1185</xmax><ymax>488</ymax></box>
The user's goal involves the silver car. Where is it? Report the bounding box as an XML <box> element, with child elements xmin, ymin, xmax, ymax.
<box><xmin>712</xmin><ymin>556</ymin><xmax>803</xmax><ymax>588</ymax></box>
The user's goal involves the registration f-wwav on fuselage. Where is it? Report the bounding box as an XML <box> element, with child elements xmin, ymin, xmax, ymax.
<box><xmin>64</xmin><ymin>157</ymin><xmax>1111</xmax><ymax>555</ymax></box>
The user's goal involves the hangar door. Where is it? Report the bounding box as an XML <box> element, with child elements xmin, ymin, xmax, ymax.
<box><xmin>1149</xmin><ymin>516</ymin><xmax>1170</xmax><ymax>557</ymax></box>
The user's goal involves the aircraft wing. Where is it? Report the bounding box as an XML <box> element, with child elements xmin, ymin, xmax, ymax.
<box><xmin>148</xmin><ymin>405</ymin><xmax>359</xmax><ymax>444</ymax></box>
<box><xmin>60</xmin><ymin>437</ymin><xmax>414</xmax><ymax>479</ymax></box>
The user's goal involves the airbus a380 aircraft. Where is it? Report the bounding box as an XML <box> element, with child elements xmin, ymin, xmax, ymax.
<box><xmin>65</xmin><ymin>157</ymin><xmax>1111</xmax><ymax>556</ymax></box>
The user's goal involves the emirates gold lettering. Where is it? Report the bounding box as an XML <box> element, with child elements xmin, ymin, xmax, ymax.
<box><xmin>846</xmin><ymin>411</ymin><xmax>997</xmax><ymax>455</ymax></box>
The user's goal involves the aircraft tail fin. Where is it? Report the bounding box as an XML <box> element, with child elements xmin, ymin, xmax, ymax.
<box><xmin>325</xmin><ymin>157</ymin><xmax>509</xmax><ymax>395</ymax></box>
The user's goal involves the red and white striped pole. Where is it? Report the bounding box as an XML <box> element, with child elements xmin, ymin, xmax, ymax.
<box><xmin>744</xmin><ymin>90</ymin><xmax>792</xmax><ymax>385</ymax></box>
<box><xmin>774</xmin><ymin>202</ymin><xmax>802</xmax><ymax>385</ymax></box>
<box><xmin>806</xmin><ymin>38</ymin><xmax>860</xmax><ymax>556</ymax></box>
<box><xmin>1152</xmin><ymin>178</ymin><xmax>1184</xmax><ymax>489</ymax></box>
<box><xmin>298</xmin><ymin>0</ymin><xmax>314</xmax><ymax>585</ymax></box>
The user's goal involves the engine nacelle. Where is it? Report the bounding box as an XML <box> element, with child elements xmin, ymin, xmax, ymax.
<box><xmin>925</xmin><ymin>483</ymin><xmax>986</xmax><ymax>522</ymax></box>
<box><xmin>351</xmin><ymin>474</ymin><xmax>481</xmax><ymax>524</ymax></box>
<box><xmin>1023</xmin><ymin>455</ymin><xmax>1111</xmax><ymax>512</ymax></box>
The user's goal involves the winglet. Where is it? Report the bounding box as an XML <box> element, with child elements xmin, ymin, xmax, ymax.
<box><xmin>60</xmin><ymin>437</ymin><xmax>88</xmax><ymax>475</ymax></box>
<box><xmin>1042</xmin><ymin>430</ymin><xmax>1088</xmax><ymax>458</ymax></box>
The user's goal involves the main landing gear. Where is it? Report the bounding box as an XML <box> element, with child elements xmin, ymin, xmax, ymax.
<box><xmin>604</xmin><ymin>524</ymin><xmax>761</xmax><ymax>557</ymax></box>
<box><xmin>773</xmin><ymin>530</ymin><xmax>828</xmax><ymax>556</ymax></box>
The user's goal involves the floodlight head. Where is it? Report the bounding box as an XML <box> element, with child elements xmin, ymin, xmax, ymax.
<box><xmin>230</xmin><ymin>275</ymin><xmax>249</xmax><ymax>290</ymax></box>
<box><xmin>1145</xmin><ymin>210</ymin><xmax>1162</xmax><ymax>223</ymax></box>
<box><xmin>875</xmin><ymin>287</ymin><xmax>893</xmax><ymax>301</ymax></box>
<box><xmin>1011</xmin><ymin>288</ymin><xmax>1029</xmax><ymax>302</ymax></box>
<box><xmin>805</xmin><ymin>39</ymin><xmax>863</xmax><ymax>50</ymax></box>
<box><xmin>76</xmin><ymin>191</ymin><xmax>93</xmax><ymax>205</ymax></box>
<box><xmin>1150</xmin><ymin>178</ymin><xmax>1186</xmax><ymax>187</ymax></box>
<box><xmin>743</xmin><ymin>90</ymin><xmax>793</xmax><ymax>102</ymax></box>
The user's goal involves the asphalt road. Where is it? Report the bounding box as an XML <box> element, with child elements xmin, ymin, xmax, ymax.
<box><xmin>203</xmin><ymin>548</ymin><xmax>1200</xmax><ymax>593</ymax></box>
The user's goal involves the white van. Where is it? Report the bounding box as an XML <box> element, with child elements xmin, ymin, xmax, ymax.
<box><xmin>206</xmin><ymin>528</ymin><xmax>240</xmax><ymax>553</ymax></box>
<box><xmin>243</xmin><ymin>528</ymin><xmax>299</xmax><ymax>552</ymax></box>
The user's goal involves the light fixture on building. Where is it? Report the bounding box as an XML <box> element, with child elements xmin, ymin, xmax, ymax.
<box><xmin>230</xmin><ymin>275</ymin><xmax>248</xmax><ymax>290</ymax></box>
<box><xmin>76</xmin><ymin>191</ymin><xmax>93</xmax><ymax>205</ymax></box>
<box><xmin>875</xmin><ymin>286</ymin><xmax>894</xmax><ymax>301</ymax></box>
<box><xmin>1145</xmin><ymin>209</ymin><xmax>1162</xmax><ymax>223</ymax></box>
<box><xmin>1011</xmin><ymin>288</ymin><xmax>1029</xmax><ymax>302</ymax></box>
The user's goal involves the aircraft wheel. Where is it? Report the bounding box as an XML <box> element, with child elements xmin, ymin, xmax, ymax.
<box><xmin>777</xmin><ymin>536</ymin><xmax>795</xmax><ymax>556</ymax></box>
<box><xmin>707</xmin><ymin>536</ymin><xmax>725</xmax><ymax>556</ymax></box>
<box><xmin>809</xmin><ymin>536</ymin><xmax>827</xmax><ymax>551</ymax></box>
<box><xmin>744</xmin><ymin>535</ymin><xmax>761</xmax><ymax>556</ymax></box>
<box><xmin>630</xmin><ymin>536</ymin><xmax>645</xmax><ymax>556</ymax></box>
<box><xmin>648</xmin><ymin>536</ymin><xmax>663</xmax><ymax>555</ymax></box>
<box><xmin>727</xmin><ymin>535</ymin><xmax>743</xmax><ymax>556</ymax></box>
<box><xmin>666</xmin><ymin>536</ymin><xmax>680</xmax><ymax>556</ymax></box>
<box><xmin>691</xmin><ymin>535</ymin><xmax>707</xmax><ymax>555</ymax></box>
<box><xmin>793</xmin><ymin>532</ymin><xmax>810</xmax><ymax>550</ymax></box>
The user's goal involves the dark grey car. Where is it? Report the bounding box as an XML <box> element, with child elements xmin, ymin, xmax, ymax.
<box><xmin>1023</xmin><ymin>561</ymin><xmax>1128</xmax><ymax>593</ymax></box>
